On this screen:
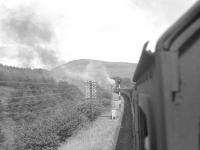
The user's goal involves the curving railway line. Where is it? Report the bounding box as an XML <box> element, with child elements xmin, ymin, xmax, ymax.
<box><xmin>115</xmin><ymin>95</ymin><xmax>134</xmax><ymax>150</ymax></box>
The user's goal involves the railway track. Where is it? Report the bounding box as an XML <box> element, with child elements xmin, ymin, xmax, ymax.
<box><xmin>115</xmin><ymin>96</ymin><xmax>134</xmax><ymax>150</ymax></box>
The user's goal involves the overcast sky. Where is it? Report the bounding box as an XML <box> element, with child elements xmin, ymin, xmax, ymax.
<box><xmin>0</xmin><ymin>0</ymin><xmax>196</xmax><ymax>68</ymax></box>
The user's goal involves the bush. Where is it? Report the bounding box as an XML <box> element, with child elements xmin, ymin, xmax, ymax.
<box><xmin>14</xmin><ymin>123</ymin><xmax>60</xmax><ymax>150</ymax></box>
<box><xmin>0</xmin><ymin>128</ymin><xmax>5</xmax><ymax>144</ymax></box>
<box><xmin>76</xmin><ymin>100</ymin><xmax>104</xmax><ymax>121</ymax></box>
<box><xmin>13</xmin><ymin>104</ymin><xmax>88</xmax><ymax>150</ymax></box>
<box><xmin>99</xmin><ymin>98</ymin><xmax>111</xmax><ymax>107</ymax></box>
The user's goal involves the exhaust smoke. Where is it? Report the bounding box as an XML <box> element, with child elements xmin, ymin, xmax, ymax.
<box><xmin>55</xmin><ymin>61</ymin><xmax>115</xmax><ymax>91</ymax></box>
<box><xmin>0</xmin><ymin>5</ymin><xmax>61</xmax><ymax>69</ymax></box>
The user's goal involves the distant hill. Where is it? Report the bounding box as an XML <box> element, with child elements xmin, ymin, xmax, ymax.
<box><xmin>52</xmin><ymin>59</ymin><xmax>137</xmax><ymax>79</ymax></box>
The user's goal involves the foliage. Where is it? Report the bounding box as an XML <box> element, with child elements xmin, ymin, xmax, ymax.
<box><xmin>57</xmin><ymin>81</ymin><xmax>83</xmax><ymax>101</ymax></box>
<box><xmin>5</xmin><ymin>80</ymin><xmax>83</xmax><ymax>123</ymax></box>
<box><xmin>0</xmin><ymin>63</ymin><xmax>110</xmax><ymax>150</ymax></box>
<box><xmin>0</xmin><ymin>127</ymin><xmax>5</xmax><ymax>144</ymax></box>
<box><xmin>14</xmin><ymin>103</ymin><xmax>87</xmax><ymax>150</ymax></box>
<box><xmin>0</xmin><ymin>64</ymin><xmax>55</xmax><ymax>88</ymax></box>
<box><xmin>99</xmin><ymin>98</ymin><xmax>111</xmax><ymax>107</ymax></box>
<box><xmin>76</xmin><ymin>100</ymin><xmax>104</xmax><ymax>121</ymax></box>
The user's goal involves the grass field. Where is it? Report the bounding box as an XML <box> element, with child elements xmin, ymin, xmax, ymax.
<box><xmin>58</xmin><ymin>99</ymin><xmax>124</xmax><ymax>150</ymax></box>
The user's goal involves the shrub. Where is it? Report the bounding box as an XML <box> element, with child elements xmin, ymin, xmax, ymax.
<box><xmin>56</xmin><ymin>113</ymin><xmax>87</xmax><ymax>142</ymax></box>
<box><xmin>13</xmin><ymin>103</ymin><xmax>88</xmax><ymax>150</ymax></box>
<box><xmin>58</xmin><ymin>81</ymin><xmax>83</xmax><ymax>101</ymax></box>
<box><xmin>76</xmin><ymin>100</ymin><xmax>104</xmax><ymax>121</ymax></box>
<box><xmin>0</xmin><ymin>127</ymin><xmax>5</xmax><ymax>144</ymax></box>
<box><xmin>99</xmin><ymin>98</ymin><xmax>111</xmax><ymax>107</ymax></box>
<box><xmin>14</xmin><ymin>120</ymin><xmax>60</xmax><ymax>150</ymax></box>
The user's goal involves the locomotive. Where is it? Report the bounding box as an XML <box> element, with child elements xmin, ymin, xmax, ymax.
<box><xmin>131</xmin><ymin>1</ymin><xmax>200</xmax><ymax>150</ymax></box>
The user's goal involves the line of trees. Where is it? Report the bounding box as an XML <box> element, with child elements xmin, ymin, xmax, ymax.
<box><xmin>0</xmin><ymin>64</ymin><xmax>55</xmax><ymax>87</ymax></box>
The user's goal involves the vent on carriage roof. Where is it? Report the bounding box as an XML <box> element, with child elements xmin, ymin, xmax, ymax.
<box><xmin>133</xmin><ymin>41</ymin><xmax>154</xmax><ymax>82</ymax></box>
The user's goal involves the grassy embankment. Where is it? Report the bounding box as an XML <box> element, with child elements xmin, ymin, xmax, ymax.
<box><xmin>59</xmin><ymin>96</ymin><xmax>124</xmax><ymax>150</ymax></box>
<box><xmin>0</xmin><ymin>64</ymin><xmax>112</xmax><ymax>150</ymax></box>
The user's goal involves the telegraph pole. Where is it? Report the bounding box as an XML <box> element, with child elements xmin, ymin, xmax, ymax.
<box><xmin>85</xmin><ymin>80</ymin><xmax>97</xmax><ymax>120</ymax></box>
<box><xmin>118</xmin><ymin>79</ymin><xmax>121</xmax><ymax>100</ymax></box>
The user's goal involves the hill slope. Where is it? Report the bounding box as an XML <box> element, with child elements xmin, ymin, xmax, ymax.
<box><xmin>52</xmin><ymin>59</ymin><xmax>137</xmax><ymax>79</ymax></box>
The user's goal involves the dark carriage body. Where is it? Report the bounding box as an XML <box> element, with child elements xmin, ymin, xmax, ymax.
<box><xmin>132</xmin><ymin>1</ymin><xmax>200</xmax><ymax>150</ymax></box>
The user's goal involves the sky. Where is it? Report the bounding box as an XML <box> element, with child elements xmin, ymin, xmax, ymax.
<box><xmin>0</xmin><ymin>0</ymin><xmax>197</xmax><ymax>69</ymax></box>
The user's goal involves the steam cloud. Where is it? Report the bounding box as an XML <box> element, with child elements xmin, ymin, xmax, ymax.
<box><xmin>83</xmin><ymin>62</ymin><xmax>115</xmax><ymax>88</ymax></box>
<box><xmin>0</xmin><ymin>5</ymin><xmax>60</xmax><ymax>68</ymax></box>
<box><xmin>59</xmin><ymin>61</ymin><xmax>115</xmax><ymax>90</ymax></box>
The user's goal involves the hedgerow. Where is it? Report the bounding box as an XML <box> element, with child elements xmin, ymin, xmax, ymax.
<box><xmin>13</xmin><ymin>104</ymin><xmax>88</xmax><ymax>150</ymax></box>
<box><xmin>76</xmin><ymin>100</ymin><xmax>105</xmax><ymax>121</ymax></box>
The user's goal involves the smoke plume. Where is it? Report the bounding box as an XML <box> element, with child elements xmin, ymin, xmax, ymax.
<box><xmin>0</xmin><ymin>5</ymin><xmax>60</xmax><ymax>68</ymax></box>
<box><xmin>83</xmin><ymin>62</ymin><xmax>115</xmax><ymax>88</ymax></box>
<box><xmin>57</xmin><ymin>61</ymin><xmax>115</xmax><ymax>91</ymax></box>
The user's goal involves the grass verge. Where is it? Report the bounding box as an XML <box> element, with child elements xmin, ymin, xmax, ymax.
<box><xmin>58</xmin><ymin>98</ymin><xmax>124</xmax><ymax>150</ymax></box>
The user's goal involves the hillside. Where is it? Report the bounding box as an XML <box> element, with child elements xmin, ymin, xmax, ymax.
<box><xmin>52</xmin><ymin>59</ymin><xmax>137</xmax><ymax>79</ymax></box>
<box><xmin>0</xmin><ymin>63</ymin><xmax>113</xmax><ymax>150</ymax></box>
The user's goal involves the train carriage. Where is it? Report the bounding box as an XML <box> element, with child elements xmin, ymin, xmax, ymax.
<box><xmin>132</xmin><ymin>1</ymin><xmax>200</xmax><ymax>150</ymax></box>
